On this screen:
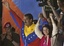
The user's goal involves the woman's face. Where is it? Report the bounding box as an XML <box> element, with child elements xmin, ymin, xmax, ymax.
<box><xmin>43</xmin><ymin>27</ymin><xmax>49</xmax><ymax>36</ymax></box>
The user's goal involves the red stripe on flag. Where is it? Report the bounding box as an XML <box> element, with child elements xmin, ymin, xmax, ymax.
<box><xmin>10</xmin><ymin>9</ymin><xmax>23</xmax><ymax>28</ymax></box>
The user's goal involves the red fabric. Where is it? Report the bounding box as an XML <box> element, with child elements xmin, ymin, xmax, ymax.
<box><xmin>40</xmin><ymin>36</ymin><xmax>51</xmax><ymax>46</ymax></box>
<box><xmin>10</xmin><ymin>9</ymin><xmax>24</xmax><ymax>46</ymax></box>
<box><xmin>10</xmin><ymin>9</ymin><xmax>22</xmax><ymax>28</ymax></box>
<box><xmin>28</xmin><ymin>38</ymin><xmax>40</xmax><ymax>46</ymax></box>
<box><xmin>20</xmin><ymin>37</ymin><xmax>24</xmax><ymax>46</ymax></box>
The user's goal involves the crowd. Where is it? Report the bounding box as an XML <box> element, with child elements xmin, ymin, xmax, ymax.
<box><xmin>0</xmin><ymin>0</ymin><xmax>64</xmax><ymax>46</ymax></box>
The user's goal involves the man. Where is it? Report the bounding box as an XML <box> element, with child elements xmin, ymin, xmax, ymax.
<box><xmin>21</xmin><ymin>13</ymin><xmax>41</xmax><ymax>46</ymax></box>
<box><xmin>3</xmin><ymin>2</ymin><xmax>41</xmax><ymax>46</ymax></box>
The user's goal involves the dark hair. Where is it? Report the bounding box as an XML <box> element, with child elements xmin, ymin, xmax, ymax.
<box><xmin>42</xmin><ymin>24</ymin><xmax>52</xmax><ymax>38</ymax></box>
<box><xmin>10</xmin><ymin>27</ymin><xmax>15</xmax><ymax>33</ymax></box>
<box><xmin>25</xmin><ymin>13</ymin><xmax>33</xmax><ymax>21</ymax></box>
<box><xmin>43</xmin><ymin>25</ymin><xmax>50</xmax><ymax>30</ymax></box>
<box><xmin>58</xmin><ymin>0</ymin><xmax>64</xmax><ymax>3</ymax></box>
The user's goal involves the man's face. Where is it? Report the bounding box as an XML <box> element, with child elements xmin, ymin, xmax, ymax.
<box><xmin>24</xmin><ymin>16</ymin><xmax>32</xmax><ymax>26</ymax></box>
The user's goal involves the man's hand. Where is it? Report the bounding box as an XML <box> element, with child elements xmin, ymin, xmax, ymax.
<box><xmin>3</xmin><ymin>1</ymin><xmax>10</xmax><ymax>10</ymax></box>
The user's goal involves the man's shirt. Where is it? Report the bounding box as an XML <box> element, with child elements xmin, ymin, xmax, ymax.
<box><xmin>24</xmin><ymin>23</ymin><xmax>35</xmax><ymax>37</ymax></box>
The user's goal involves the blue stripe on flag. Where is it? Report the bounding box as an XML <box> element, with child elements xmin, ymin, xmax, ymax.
<box><xmin>10</xmin><ymin>12</ymin><xmax>20</xmax><ymax>28</ymax></box>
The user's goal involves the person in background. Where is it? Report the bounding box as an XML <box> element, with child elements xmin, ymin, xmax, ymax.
<box><xmin>2</xmin><ymin>22</ymin><xmax>19</xmax><ymax>46</ymax></box>
<box><xmin>10</xmin><ymin>27</ymin><xmax>20</xmax><ymax>46</ymax></box>
<box><xmin>55</xmin><ymin>0</ymin><xmax>64</xmax><ymax>21</ymax></box>
<box><xmin>47</xmin><ymin>0</ymin><xmax>64</xmax><ymax>46</ymax></box>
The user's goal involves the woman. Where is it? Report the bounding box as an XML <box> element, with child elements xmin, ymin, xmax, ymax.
<box><xmin>35</xmin><ymin>13</ymin><xmax>58</xmax><ymax>46</ymax></box>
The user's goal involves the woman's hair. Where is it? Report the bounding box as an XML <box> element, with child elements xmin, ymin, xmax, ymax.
<box><xmin>42</xmin><ymin>24</ymin><xmax>52</xmax><ymax>38</ymax></box>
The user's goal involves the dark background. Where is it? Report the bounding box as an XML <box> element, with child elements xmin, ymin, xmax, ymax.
<box><xmin>0</xmin><ymin>0</ymin><xmax>2</xmax><ymax>35</ymax></box>
<box><xmin>0</xmin><ymin>0</ymin><xmax>2</xmax><ymax>18</ymax></box>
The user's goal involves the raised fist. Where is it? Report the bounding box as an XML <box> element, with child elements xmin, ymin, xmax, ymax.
<box><xmin>3</xmin><ymin>1</ymin><xmax>10</xmax><ymax>10</ymax></box>
<box><xmin>38</xmin><ymin>13</ymin><xmax>43</xmax><ymax>19</ymax></box>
